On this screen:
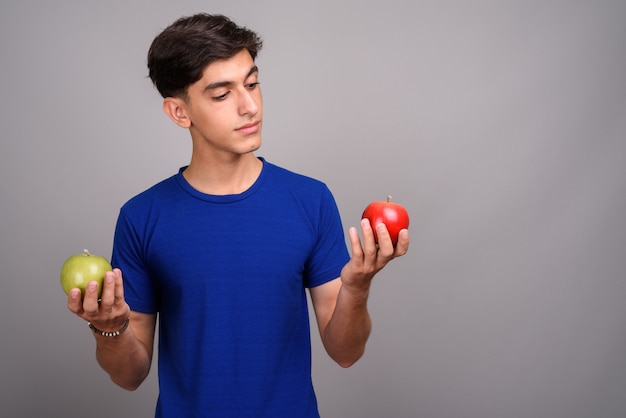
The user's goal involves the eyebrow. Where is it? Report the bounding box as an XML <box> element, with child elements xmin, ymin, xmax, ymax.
<box><xmin>204</xmin><ymin>65</ymin><xmax>259</xmax><ymax>91</ymax></box>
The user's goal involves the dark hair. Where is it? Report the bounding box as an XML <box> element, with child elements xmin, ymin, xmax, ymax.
<box><xmin>147</xmin><ymin>13</ymin><xmax>263</xmax><ymax>98</ymax></box>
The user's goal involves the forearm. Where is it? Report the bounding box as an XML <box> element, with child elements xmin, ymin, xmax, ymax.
<box><xmin>94</xmin><ymin>327</ymin><xmax>152</xmax><ymax>390</ymax></box>
<box><xmin>315</xmin><ymin>220</ymin><xmax>409</xmax><ymax>368</ymax></box>
<box><xmin>323</xmin><ymin>283</ymin><xmax>372</xmax><ymax>368</ymax></box>
<box><xmin>67</xmin><ymin>271</ymin><xmax>156</xmax><ymax>391</ymax></box>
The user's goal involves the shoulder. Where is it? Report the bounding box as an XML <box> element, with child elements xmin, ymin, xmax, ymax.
<box><xmin>120</xmin><ymin>171</ymin><xmax>181</xmax><ymax>215</ymax></box>
<box><xmin>264</xmin><ymin>160</ymin><xmax>329</xmax><ymax>193</ymax></box>
<box><xmin>261</xmin><ymin>160</ymin><xmax>341</xmax><ymax>222</ymax></box>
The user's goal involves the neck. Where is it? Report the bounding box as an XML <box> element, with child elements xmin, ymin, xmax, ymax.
<box><xmin>183</xmin><ymin>153</ymin><xmax>263</xmax><ymax>195</ymax></box>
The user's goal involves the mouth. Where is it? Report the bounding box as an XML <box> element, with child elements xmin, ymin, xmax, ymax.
<box><xmin>235</xmin><ymin>120</ymin><xmax>261</xmax><ymax>134</ymax></box>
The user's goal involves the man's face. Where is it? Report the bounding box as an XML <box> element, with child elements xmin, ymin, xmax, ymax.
<box><xmin>181</xmin><ymin>49</ymin><xmax>263</xmax><ymax>158</ymax></box>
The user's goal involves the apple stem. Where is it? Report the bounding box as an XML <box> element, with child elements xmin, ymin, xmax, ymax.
<box><xmin>387</xmin><ymin>195</ymin><xmax>392</xmax><ymax>203</ymax></box>
<box><xmin>83</xmin><ymin>249</ymin><xmax>90</xmax><ymax>256</ymax></box>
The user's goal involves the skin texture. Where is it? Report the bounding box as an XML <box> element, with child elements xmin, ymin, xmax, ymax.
<box><xmin>67</xmin><ymin>49</ymin><xmax>409</xmax><ymax>390</ymax></box>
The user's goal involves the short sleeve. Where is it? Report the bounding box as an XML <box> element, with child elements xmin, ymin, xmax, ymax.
<box><xmin>303</xmin><ymin>186</ymin><xmax>350</xmax><ymax>288</ymax></box>
<box><xmin>111</xmin><ymin>208</ymin><xmax>160</xmax><ymax>313</ymax></box>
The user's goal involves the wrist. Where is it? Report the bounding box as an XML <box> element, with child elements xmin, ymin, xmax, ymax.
<box><xmin>339</xmin><ymin>281</ymin><xmax>371</xmax><ymax>305</ymax></box>
<box><xmin>88</xmin><ymin>317</ymin><xmax>130</xmax><ymax>337</ymax></box>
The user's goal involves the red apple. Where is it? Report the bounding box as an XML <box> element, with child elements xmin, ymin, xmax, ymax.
<box><xmin>361</xmin><ymin>196</ymin><xmax>410</xmax><ymax>246</ymax></box>
<box><xmin>60</xmin><ymin>249</ymin><xmax>112</xmax><ymax>299</ymax></box>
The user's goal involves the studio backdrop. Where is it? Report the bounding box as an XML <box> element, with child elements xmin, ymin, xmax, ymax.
<box><xmin>1</xmin><ymin>1</ymin><xmax>625</xmax><ymax>417</ymax></box>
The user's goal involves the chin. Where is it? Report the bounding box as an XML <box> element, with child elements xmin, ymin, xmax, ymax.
<box><xmin>246</xmin><ymin>137</ymin><xmax>262</xmax><ymax>153</ymax></box>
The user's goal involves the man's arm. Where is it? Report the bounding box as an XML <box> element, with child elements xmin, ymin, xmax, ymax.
<box><xmin>310</xmin><ymin>218</ymin><xmax>409</xmax><ymax>367</ymax></box>
<box><xmin>67</xmin><ymin>269</ymin><xmax>156</xmax><ymax>390</ymax></box>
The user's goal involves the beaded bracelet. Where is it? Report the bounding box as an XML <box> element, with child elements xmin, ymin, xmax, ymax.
<box><xmin>88</xmin><ymin>318</ymin><xmax>130</xmax><ymax>337</ymax></box>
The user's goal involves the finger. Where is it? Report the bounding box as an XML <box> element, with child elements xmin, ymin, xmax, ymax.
<box><xmin>374</xmin><ymin>223</ymin><xmax>395</xmax><ymax>258</ymax></box>
<box><xmin>393</xmin><ymin>229</ymin><xmax>410</xmax><ymax>257</ymax></box>
<box><xmin>360</xmin><ymin>218</ymin><xmax>378</xmax><ymax>259</ymax></box>
<box><xmin>99</xmin><ymin>271</ymin><xmax>116</xmax><ymax>312</ymax></box>
<box><xmin>82</xmin><ymin>280</ymin><xmax>101</xmax><ymax>315</ymax></box>
<box><xmin>113</xmin><ymin>268</ymin><xmax>125</xmax><ymax>305</ymax></box>
<box><xmin>348</xmin><ymin>226</ymin><xmax>363</xmax><ymax>261</ymax></box>
<box><xmin>67</xmin><ymin>288</ymin><xmax>84</xmax><ymax>315</ymax></box>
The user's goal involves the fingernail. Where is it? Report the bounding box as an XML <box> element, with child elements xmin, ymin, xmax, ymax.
<box><xmin>70</xmin><ymin>289</ymin><xmax>80</xmax><ymax>299</ymax></box>
<box><xmin>105</xmin><ymin>274</ymin><xmax>114</xmax><ymax>284</ymax></box>
<box><xmin>88</xmin><ymin>282</ymin><xmax>97</xmax><ymax>291</ymax></box>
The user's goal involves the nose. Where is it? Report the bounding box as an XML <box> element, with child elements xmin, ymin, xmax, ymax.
<box><xmin>238</xmin><ymin>88</ymin><xmax>260</xmax><ymax>116</ymax></box>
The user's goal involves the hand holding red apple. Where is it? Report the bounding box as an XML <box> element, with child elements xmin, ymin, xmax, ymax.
<box><xmin>339</xmin><ymin>196</ymin><xmax>409</xmax><ymax>292</ymax></box>
<box><xmin>361</xmin><ymin>196</ymin><xmax>410</xmax><ymax>246</ymax></box>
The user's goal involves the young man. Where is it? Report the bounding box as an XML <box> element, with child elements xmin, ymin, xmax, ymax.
<box><xmin>67</xmin><ymin>13</ymin><xmax>409</xmax><ymax>417</ymax></box>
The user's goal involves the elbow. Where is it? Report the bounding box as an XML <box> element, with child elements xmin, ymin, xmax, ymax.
<box><xmin>114</xmin><ymin>380</ymin><xmax>142</xmax><ymax>392</ymax></box>
<box><xmin>337</xmin><ymin>355</ymin><xmax>362</xmax><ymax>368</ymax></box>
<box><xmin>337</xmin><ymin>359</ymin><xmax>357</xmax><ymax>368</ymax></box>
<box><xmin>334</xmin><ymin>347</ymin><xmax>365</xmax><ymax>369</ymax></box>
<box><xmin>111</xmin><ymin>374</ymin><xmax>148</xmax><ymax>392</ymax></box>
<box><xmin>118</xmin><ymin>382</ymin><xmax>141</xmax><ymax>392</ymax></box>
<box><xmin>105</xmin><ymin>361</ymin><xmax>151</xmax><ymax>391</ymax></box>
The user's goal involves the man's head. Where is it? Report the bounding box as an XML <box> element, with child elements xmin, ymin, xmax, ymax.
<box><xmin>148</xmin><ymin>13</ymin><xmax>263</xmax><ymax>99</ymax></box>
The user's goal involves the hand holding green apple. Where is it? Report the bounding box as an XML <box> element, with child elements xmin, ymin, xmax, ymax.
<box><xmin>60</xmin><ymin>249</ymin><xmax>112</xmax><ymax>299</ymax></box>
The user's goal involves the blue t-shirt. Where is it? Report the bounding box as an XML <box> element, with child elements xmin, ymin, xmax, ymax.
<box><xmin>111</xmin><ymin>158</ymin><xmax>350</xmax><ymax>417</ymax></box>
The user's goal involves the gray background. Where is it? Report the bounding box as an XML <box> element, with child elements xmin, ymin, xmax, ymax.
<box><xmin>1</xmin><ymin>1</ymin><xmax>625</xmax><ymax>417</ymax></box>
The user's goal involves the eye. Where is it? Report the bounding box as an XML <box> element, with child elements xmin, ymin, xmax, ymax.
<box><xmin>212</xmin><ymin>91</ymin><xmax>230</xmax><ymax>101</ymax></box>
<box><xmin>246</xmin><ymin>82</ymin><xmax>260</xmax><ymax>90</ymax></box>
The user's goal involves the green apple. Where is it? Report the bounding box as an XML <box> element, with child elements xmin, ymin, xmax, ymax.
<box><xmin>60</xmin><ymin>249</ymin><xmax>112</xmax><ymax>299</ymax></box>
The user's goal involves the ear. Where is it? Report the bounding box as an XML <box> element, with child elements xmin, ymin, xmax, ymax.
<box><xmin>162</xmin><ymin>97</ymin><xmax>191</xmax><ymax>128</ymax></box>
